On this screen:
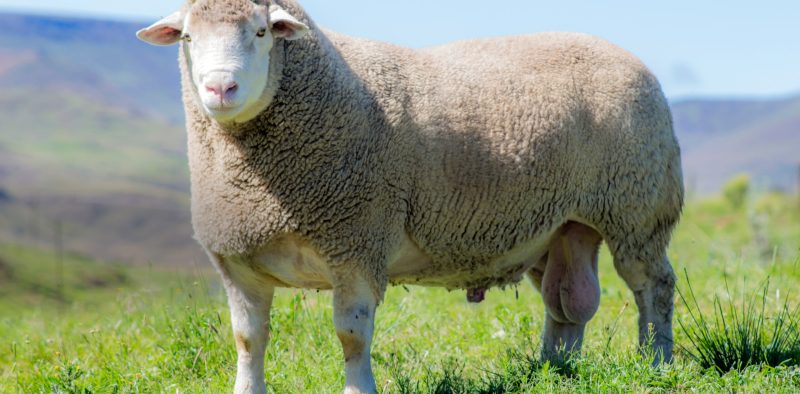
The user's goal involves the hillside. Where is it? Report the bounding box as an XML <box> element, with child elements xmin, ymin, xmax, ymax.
<box><xmin>0</xmin><ymin>12</ymin><xmax>183</xmax><ymax>123</ymax></box>
<box><xmin>0</xmin><ymin>243</ymin><xmax>132</xmax><ymax>309</ymax></box>
<box><xmin>672</xmin><ymin>96</ymin><xmax>800</xmax><ymax>193</ymax></box>
<box><xmin>0</xmin><ymin>13</ymin><xmax>201</xmax><ymax>265</ymax></box>
<box><xmin>0</xmin><ymin>11</ymin><xmax>797</xmax><ymax>265</ymax></box>
<box><xmin>0</xmin><ymin>87</ymin><xmax>200</xmax><ymax>265</ymax></box>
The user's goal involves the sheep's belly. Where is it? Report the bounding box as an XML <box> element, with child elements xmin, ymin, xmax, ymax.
<box><xmin>386</xmin><ymin>232</ymin><xmax>552</xmax><ymax>289</ymax></box>
<box><xmin>248</xmin><ymin>232</ymin><xmax>552</xmax><ymax>290</ymax></box>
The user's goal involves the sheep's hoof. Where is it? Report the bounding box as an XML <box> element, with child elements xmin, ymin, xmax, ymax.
<box><xmin>467</xmin><ymin>287</ymin><xmax>486</xmax><ymax>303</ymax></box>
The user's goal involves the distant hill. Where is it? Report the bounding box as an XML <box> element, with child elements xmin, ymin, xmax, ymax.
<box><xmin>0</xmin><ymin>13</ymin><xmax>200</xmax><ymax>265</ymax></box>
<box><xmin>672</xmin><ymin>96</ymin><xmax>800</xmax><ymax>194</ymax></box>
<box><xmin>0</xmin><ymin>86</ymin><xmax>200</xmax><ymax>265</ymax></box>
<box><xmin>0</xmin><ymin>11</ymin><xmax>797</xmax><ymax>265</ymax></box>
<box><xmin>0</xmin><ymin>12</ymin><xmax>183</xmax><ymax>123</ymax></box>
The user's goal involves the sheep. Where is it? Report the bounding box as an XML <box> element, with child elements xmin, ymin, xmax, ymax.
<box><xmin>137</xmin><ymin>0</ymin><xmax>684</xmax><ymax>393</ymax></box>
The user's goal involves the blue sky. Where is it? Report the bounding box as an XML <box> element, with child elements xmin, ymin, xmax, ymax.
<box><xmin>1</xmin><ymin>0</ymin><xmax>797</xmax><ymax>100</ymax></box>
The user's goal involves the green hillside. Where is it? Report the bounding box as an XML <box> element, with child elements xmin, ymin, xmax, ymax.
<box><xmin>0</xmin><ymin>244</ymin><xmax>132</xmax><ymax>311</ymax></box>
<box><xmin>0</xmin><ymin>13</ymin><xmax>202</xmax><ymax>265</ymax></box>
<box><xmin>0</xmin><ymin>87</ymin><xmax>201</xmax><ymax>265</ymax></box>
<box><xmin>0</xmin><ymin>89</ymin><xmax>187</xmax><ymax>199</ymax></box>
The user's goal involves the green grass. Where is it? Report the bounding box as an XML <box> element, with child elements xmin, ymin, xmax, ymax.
<box><xmin>678</xmin><ymin>273</ymin><xmax>800</xmax><ymax>373</ymax></box>
<box><xmin>1</xmin><ymin>191</ymin><xmax>800</xmax><ymax>393</ymax></box>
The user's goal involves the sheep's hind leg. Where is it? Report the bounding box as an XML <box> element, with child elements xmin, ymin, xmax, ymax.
<box><xmin>613</xmin><ymin>252</ymin><xmax>675</xmax><ymax>365</ymax></box>
<box><xmin>529</xmin><ymin>257</ymin><xmax>583</xmax><ymax>363</ymax></box>
<box><xmin>333</xmin><ymin>275</ymin><xmax>380</xmax><ymax>394</ymax></box>
<box><xmin>528</xmin><ymin>222</ymin><xmax>602</xmax><ymax>364</ymax></box>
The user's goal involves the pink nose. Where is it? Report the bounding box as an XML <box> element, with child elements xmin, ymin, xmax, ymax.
<box><xmin>205</xmin><ymin>81</ymin><xmax>238</xmax><ymax>98</ymax></box>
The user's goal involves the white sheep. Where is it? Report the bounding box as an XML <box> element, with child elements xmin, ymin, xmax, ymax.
<box><xmin>138</xmin><ymin>0</ymin><xmax>684</xmax><ymax>393</ymax></box>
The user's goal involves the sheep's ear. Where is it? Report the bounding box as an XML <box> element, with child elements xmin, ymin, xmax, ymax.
<box><xmin>136</xmin><ymin>11</ymin><xmax>184</xmax><ymax>46</ymax></box>
<box><xmin>269</xmin><ymin>6</ymin><xmax>309</xmax><ymax>40</ymax></box>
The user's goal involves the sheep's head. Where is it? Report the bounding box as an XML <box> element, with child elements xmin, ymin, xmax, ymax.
<box><xmin>137</xmin><ymin>0</ymin><xmax>309</xmax><ymax>123</ymax></box>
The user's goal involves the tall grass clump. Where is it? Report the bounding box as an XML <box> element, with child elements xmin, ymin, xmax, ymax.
<box><xmin>677</xmin><ymin>270</ymin><xmax>800</xmax><ymax>374</ymax></box>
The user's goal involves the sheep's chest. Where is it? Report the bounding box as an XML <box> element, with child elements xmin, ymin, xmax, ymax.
<box><xmin>188</xmin><ymin>129</ymin><xmax>299</xmax><ymax>255</ymax></box>
<box><xmin>223</xmin><ymin>235</ymin><xmax>335</xmax><ymax>290</ymax></box>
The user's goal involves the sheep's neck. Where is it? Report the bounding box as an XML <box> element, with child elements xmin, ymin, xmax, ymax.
<box><xmin>187</xmin><ymin>30</ymin><xmax>389</xmax><ymax>255</ymax></box>
<box><xmin>226</xmin><ymin>31</ymin><xmax>377</xmax><ymax>167</ymax></box>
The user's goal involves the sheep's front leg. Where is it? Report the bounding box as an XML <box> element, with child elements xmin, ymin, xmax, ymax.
<box><xmin>225</xmin><ymin>280</ymin><xmax>274</xmax><ymax>394</ymax></box>
<box><xmin>333</xmin><ymin>278</ymin><xmax>379</xmax><ymax>394</ymax></box>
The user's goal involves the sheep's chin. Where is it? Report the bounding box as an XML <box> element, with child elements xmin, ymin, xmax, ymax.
<box><xmin>203</xmin><ymin>105</ymin><xmax>243</xmax><ymax>123</ymax></box>
<box><xmin>202</xmin><ymin>100</ymin><xmax>266</xmax><ymax>125</ymax></box>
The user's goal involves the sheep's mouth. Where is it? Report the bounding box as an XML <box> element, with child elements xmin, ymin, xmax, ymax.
<box><xmin>204</xmin><ymin>104</ymin><xmax>245</xmax><ymax>122</ymax></box>
<box><xmin>207</xmin><ymin>104</ymin><xmax>239</xmax><ymax>112</ymax></box>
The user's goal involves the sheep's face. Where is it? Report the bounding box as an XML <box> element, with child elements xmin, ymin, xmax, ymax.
<box><xmin>137</xmin><ymin>0</ymin><xmax>309</xmax><ymax>124</ymax></box>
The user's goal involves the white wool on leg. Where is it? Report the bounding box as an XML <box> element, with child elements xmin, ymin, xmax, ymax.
<box><xmin>224</xmin><ymin>279</ymin><xmax>274</xmax><ymax>394</ymax></box>
<box><xmin>613</xmin><ymin>254</ymin><xmax>676</xmax><ymax>365</ymax></box>
<box><xmin>333</xmin><ymin>277</ymin><xmax>379</xmax><ymax>394</ymax></box>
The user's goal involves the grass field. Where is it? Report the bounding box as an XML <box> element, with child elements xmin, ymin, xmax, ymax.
<box><xmin>1</xmin><ymin>188</ymin><xmax>799</xmax><ymax>393</ymax></box>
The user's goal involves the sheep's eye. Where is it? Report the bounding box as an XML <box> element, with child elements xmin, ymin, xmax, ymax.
<box><xmin>182</xmin><ymin>34</ymin><xmax>192</xmax><ymax>42</ymax></box>
<box><xmin>256</xmin><ymin>28</ymin><xmax>267</xmax><ymax>38</ymax></box>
